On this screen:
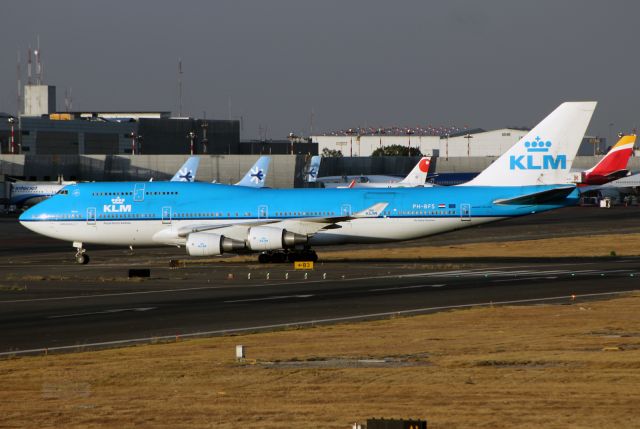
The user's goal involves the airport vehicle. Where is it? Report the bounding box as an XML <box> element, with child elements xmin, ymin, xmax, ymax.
<box><xmin>19</xmin><ymin>102</ymin><xmax>595</xmax><ymax>264</ymax></box>
<box><xmin>306</xmin><ymin>156</ymin><xmax>432</xmax><ymax>188</ymax></box>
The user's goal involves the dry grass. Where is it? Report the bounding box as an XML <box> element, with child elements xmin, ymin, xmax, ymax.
<box><xmin>178</xmin><ymin>233</ymin><xmax>640</xmax><ymax>265</ymax></box>
<box><xmin>1</xmin><ymin>294</ymin><xmax>640</xmax><ymax>428</ymax></box>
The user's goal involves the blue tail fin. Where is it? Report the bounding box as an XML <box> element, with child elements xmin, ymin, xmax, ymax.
<box><xmin>236</xmin><ymin>156</ymin><xmax>270</xmax><ymax>187</ymax></box>
<box><xmin>171</xmin><ymin>156</ymin><xmax>200</xmax><ymax>182</ymax></box>
<box><xmin>306</xmin><ymin>156</ymin><xmax>321</xmax><ymax>182</ymax></box>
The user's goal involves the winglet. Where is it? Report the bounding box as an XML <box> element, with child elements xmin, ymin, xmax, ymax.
<box><xmin>352</xmin><ymin>202</ymin><xmax>389</xmax><ymax>218</ymax></box>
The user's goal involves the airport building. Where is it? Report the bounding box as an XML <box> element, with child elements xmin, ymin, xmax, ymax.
<box><xmin>312</xmin><ymin>128</ymin><xmax>607</xmax><ymax>157</ymax></box>
<box><xmin>0</xmin><ymin>83</ymin><xmax>240</xmax><ymax>155</ymax></box>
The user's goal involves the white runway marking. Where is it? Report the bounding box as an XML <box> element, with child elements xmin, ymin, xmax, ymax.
<box><xmin>48</xmin><ymin>307</ymin><xmax>156</xmax><ymax>319</ymax></box>
<box><xmin>225</xmin><ymin>295</ymin><xmax>314</xmax><ymax>303</ymax></box>
<box><xmin>370</xmin><ymin>284</ymin><xmax>446</xmax><ymax>292</ymax></box>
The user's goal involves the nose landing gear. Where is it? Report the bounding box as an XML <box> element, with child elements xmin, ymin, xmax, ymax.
<box><xmin>73</xmin><ymin>241</ymin><xmax>90</xmax><ymax>265</ymax></box>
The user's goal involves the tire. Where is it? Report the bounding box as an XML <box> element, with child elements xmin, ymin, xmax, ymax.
<box><xmin>258</xmin><ymin>253</ymin><xmax>271</xmax><ymax>264</ymax></box>
<box><xmin>76</xmin><ymin>254</ymin><xmax>89</xmax><ymax>265</ymax></box>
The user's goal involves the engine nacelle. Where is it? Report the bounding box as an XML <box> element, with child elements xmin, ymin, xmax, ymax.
<box><xmin>246</xmin><ymin>226</ymin><xmax>307</xmax><ymax>251</ymax></box>
<box><xmin>186</xmin><ymin>233</ymin><xmax>245</xmax><ymax>256</ymax></box>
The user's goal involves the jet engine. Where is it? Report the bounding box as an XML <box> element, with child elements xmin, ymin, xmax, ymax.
<box><xmin>246</xmin><ymin>226</ymin><xmax>307</xmax><ymax>251</ymax></box>
<box><xmin>186</xmin><ymin>233</ymin><xmax>245</xmax><ymax>256</ymax></box>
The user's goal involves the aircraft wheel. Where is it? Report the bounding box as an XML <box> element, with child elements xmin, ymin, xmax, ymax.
<box><xmin>76</xmin><ymin>254</ymin><xmax>90</xmax><ymax>265</ymax></box>
<box><xmin>258</xmin><ymin>253</ymin><xmax>271</xmax><ymax>264</ymax></box>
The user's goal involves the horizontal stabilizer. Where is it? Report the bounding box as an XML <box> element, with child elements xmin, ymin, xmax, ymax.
<box><xmin>493</xmin><ymin>186</ymin><xmax>575</xmax><ymax>205</ymax></box>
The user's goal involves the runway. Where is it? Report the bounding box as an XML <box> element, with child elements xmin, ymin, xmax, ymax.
<box><xmin>1</xmin><ymin>206</ymin><xmax>639</xmax><ymax>355</ymax></box>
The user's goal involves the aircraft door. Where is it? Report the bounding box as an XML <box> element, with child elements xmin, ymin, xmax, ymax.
<box><xmin>162</xmin><ymin>206</ymin><xmax>172</xmax><ymax>224</ymax></box>
<box><xmin>460</xmin><ymin>203</ymin><xmax>471</xmax><ymax>221</ymax></box>
<box><xmin>134</xmin><ymin>184</ymin><xmax>145</xmax><ymax>202</ymax></box>
<box><xmin>341</xmin><ymin>204</ymin><xmax>351</xmax><ymax>216</ymax></box>
<box><xmin>87</xmin><ymin>207</ymin><xmax>96</xmax><ymax>225</ymax></box>
<box><xmin>258</xmin><ymin>205</ymin><xmax>268</xmax><ymax>219</ymax></box>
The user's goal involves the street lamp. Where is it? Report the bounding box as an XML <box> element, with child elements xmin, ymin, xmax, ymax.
<box><xmin>406</xmin><ymin>129</ymin><xmax>414</xmax><ymax>156</ymax></box>
<box><xmin>129</xmin><ymin>131</ymin><xmax>141</xmax><ymax>155</ymax></box>
<box><xmin>187</xmin><ymin>130</ymin><xmax>196</xmax><ymax>155</ymax></box>
<box><xmin>288</xmin><ymin>132</ymin><xmax>298</xmax><ymax>155</ymax></box>
<box><xmin>464</xmin><ymin>133</ymin><xmax>474</xmax><ymax>157</ymax></box>
<box><xmin>8</xmin><ymin>117</ymin><xmax>16</xmax><ymax>154</ymax></box>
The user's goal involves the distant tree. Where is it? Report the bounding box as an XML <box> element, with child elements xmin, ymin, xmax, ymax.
<box><xmin>321</xmin><ymin>148</ymin><xmax>343</xmax><ymax>158</ymax></box>
<box><xmin>371</xmin><ymin>145</ymin><xmax>422</xmax><ymax>157</ymax></box>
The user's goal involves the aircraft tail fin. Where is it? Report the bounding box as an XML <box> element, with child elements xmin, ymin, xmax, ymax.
<box><xmin>236</xmin><ymin>156</ymin><xmax>270</xmax><ymax>187</ymax></box>
<box><xmin>463</xmin><ymin>102</ymin><xmax>597</xmax><ymax>187</ymax></box>
<box><xmin>584</xmin><ymin>134</ymin><xmax>636</xmax><ymax>177</ymax></box>
<box><xmin>399</xmin><ymin>156</ymin><xmax>431</xmax><ymax>186</ymax></box>
<box><xmin>306</xmin><ymin>156</ymin><xmax>321</xmax><ymax>182</ymax></box>
<box><xmin>171</xmin><ymin>156</ymin><xmax>200</xmax><ymax>182</ymax></box>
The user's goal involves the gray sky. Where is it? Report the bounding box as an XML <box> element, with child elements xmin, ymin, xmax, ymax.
<box><xmin>2</xmin><ymin>0</ymin><xmax>639</xmax><ymax>141</ymax></box>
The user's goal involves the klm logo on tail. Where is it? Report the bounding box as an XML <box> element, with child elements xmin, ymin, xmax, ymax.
<box><xmin>509</xmin><ymin>137</ymin><xmax>566</xmax><ymax>170</ymax></box>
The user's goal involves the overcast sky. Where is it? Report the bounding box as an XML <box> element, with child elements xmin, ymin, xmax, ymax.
<box><xmin>2</xmin><ymin>0</ymin><xmax>638</xmax><ymax>141</ymax></box>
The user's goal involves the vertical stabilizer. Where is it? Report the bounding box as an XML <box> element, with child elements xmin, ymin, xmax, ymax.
<box><xmin>306</xmin><ymin>156</ymin><xmax>321</xmax><ymax>183</ymax></box>
<box><xmin>171</xmin><ymin>156</ymin><xmax>200</xmax><ymax>182</ymax></box>
<box><xmin>399</xmin><ymin>156</ymin><xmax>431</xmax><ymax>186</ymax></box>
<box><xmin>236</xmin><ymin>156</ymin><xmax>270</xmax><ymax>187</ymax></box>
<box><xmin>463</xmin><ymin>102</ymin><xmax>597</xmax><ymax>186</ymax></box>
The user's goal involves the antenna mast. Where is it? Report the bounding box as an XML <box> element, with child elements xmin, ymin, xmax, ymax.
<box><xmin>178</xmin><ymin>58</ymin><xmax>183</xmax><ymax>117</ymax></box>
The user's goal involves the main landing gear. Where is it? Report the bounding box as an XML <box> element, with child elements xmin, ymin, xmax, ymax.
<box><xmin>258</xmin><ymin>248</ymin><xmax>318</xmax><ymax>264</ymax></box>
<box><xmin>73</xmin><ymin>241</ymin><xmax>90</xmax><ymax>265</ymax></box>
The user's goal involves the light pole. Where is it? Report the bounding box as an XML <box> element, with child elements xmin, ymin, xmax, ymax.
<box><xmin>129</xmin><ymin>131</ymin><xmax>138</xmax><ymax>155</ymax></box>
<box><xmin>406</xmin><ymin>129</ymin><xmax>414</xmax><ymax>156</ymax></box>
<box><xmin>464</xmin><ymin>133</ymin><xmax>473</xmax><ymax>157</ymax></box>
<box><xmin>200</xmin><ymin>121</ymin><xmax>208</xmax><ymax>154</ymax></box>
<box><xmin>445</xmin><ymin>133</ymin><xmax>450</xmax><ymax>160</ymax></box>
<box><xmin>187</xmin><ymin>130</ymin><xmax>196</xmax><ymax>155</ymax></box>
<box><xmin>8</xmin><ymin>117</ymin><xmax>16</xmax><ymax>154</ymax></box>
<box><xmin>288</xmin><ymin>132</ymin><xmax>297</xmax><ymax>155</ymax></box>
<box><xmin>346</xmin><ymin>129</ymin><xmax>355</xmax><ymax>157</ymax></box>
<box><xmin>136</xmin><ymin>134</ymin><xmax>143</xmax><ymax>155</ymax></box>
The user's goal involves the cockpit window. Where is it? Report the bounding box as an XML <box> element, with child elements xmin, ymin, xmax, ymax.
<box><xmin>57</xmin><ymin>190</ymin><xmax>69</xmax><ymax>195</ymax></box>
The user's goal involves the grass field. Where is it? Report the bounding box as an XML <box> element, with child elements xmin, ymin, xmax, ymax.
<box><xmin>1</xmin><ymin>292</ymin><xmax>639</xmax><ymax>428</ymax></box>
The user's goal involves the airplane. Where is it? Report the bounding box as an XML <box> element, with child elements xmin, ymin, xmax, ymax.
<box><xmin>19</xmin><ymin>102</ymin><xmax>596</xmax><ymax>265</ymax></box>
<box><xmin>338</xmin><ymin>157</ymin><xmax>432</xmax><ymax>188</ymax></box>
<box><xmin>570</xmin><ymin>134</ymin><xmax>636</xmax><ymax>186</ymax></box>
<box><xmin>9</xmin><ymin>176</ymin><xmax>76</xmax><ymax>208</ymax></box>
<box><xmin>10</xmin><ymin>156</ymin><xmax>202</xmax><ymax>209</ymax></box>
<box><xmin>308</xmin><ymin>156</ymin><xmax>433</xmax><ymax>188</ymax></box>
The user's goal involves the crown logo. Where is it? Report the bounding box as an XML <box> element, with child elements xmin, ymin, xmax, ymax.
<box><xmin>524</xmin><ymin>136</ymin><xmax>552</xmax><ymax>153</ymax></box>
<box><xmin>111</xmin><ymin>196</ymin><xmax>125</xmax><ymax>204</ymax></box>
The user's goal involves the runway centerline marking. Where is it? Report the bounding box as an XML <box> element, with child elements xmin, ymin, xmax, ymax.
<box><xmin>224</xmin><ymin>295</ymin><xmax>314</xmax><ymax>303</ymax></box>
<box><xmin>48</xmin><ymin>307</ymin><xmax>156</xmax><ymax>319</ymax></box>
<box><xmin>370</xmin><ymin>284</ymin><xmax>446</xmax><ymax>292</ymax></box>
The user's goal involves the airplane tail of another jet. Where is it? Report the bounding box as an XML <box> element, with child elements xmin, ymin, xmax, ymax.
<box><xmin>236</xmin><ymin>156</ymin><xmax>270</xmax><ymax>187</ymax></box>
<box><xmin>463</xmin><ymin>102</ymin><xmax>597</xmax><ymax>187</ymax></box>
<box><xmin>583</xmin><ymin>134</ymin><xmax>636</xmax><ymax>182</ymax></box>
<box><xmin>399</xmin><ymin>156</ymin><xmax>431</xmax><ymax>186</ymax></box>
<box><xmin>171</xmin><ymin>156</ymin><xmax>200</xmax><ymax>182</ymax></box>
<box><xmin>306</xmin><ymin>156</ymin><xmax>321</xmax><ymax>182</ymax></box>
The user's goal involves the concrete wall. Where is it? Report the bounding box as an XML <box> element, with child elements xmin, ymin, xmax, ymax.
<box><xmin>2</xmin><ymin>154</ymin><xmax>640</xmax><ymax>188</ymax></box>
<box><xmin>0</xmin><ymin>154</ymin><xmax>308</xmax><ymax>188</ymax></box>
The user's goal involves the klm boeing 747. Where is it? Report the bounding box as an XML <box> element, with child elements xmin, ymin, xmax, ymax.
<box><xmin>19</xmin><ymin>102</ymin><xmax>596</xmax><ymax>264</ymax></box>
